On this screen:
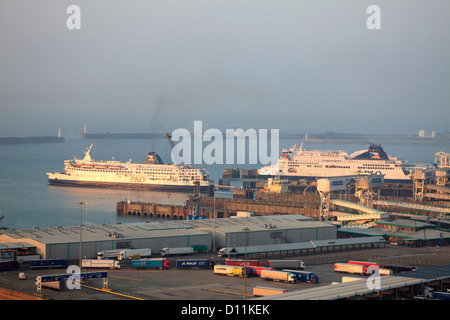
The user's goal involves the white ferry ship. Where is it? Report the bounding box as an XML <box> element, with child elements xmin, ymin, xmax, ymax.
<box><xmin>258</xmin><ymin>144</ymin><xmax>414</xmax><ymax>183</ymax></box>
<box><xmin>47</xmin><ymin>144</ymin><xmax>211</xmax><ymax>191</ymax></box>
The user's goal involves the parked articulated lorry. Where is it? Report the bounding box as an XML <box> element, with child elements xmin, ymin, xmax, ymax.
<box><xmin>160</xmin><ymin>245</ymin><xmax>207</xmax><ymax>257</ymax></box>
<box><xmin>118</xmin><ymin>248</ymin><xmax>152</xmax><ymax>260</ymax></box>
<box><xmin>130</xmin><ymin>258</ymin><xmax>169</xmax><ymax>269</ymax></box>
<box><xmin>214</xmin><ymin>265</ymin><xmax>246</xmax><ymax>277</ymax></box>
<box><xmin>267</xmin><ymin>260</ymin><xmax>305</xmax><ymax>270</ymax></box>
<box><xmin>260</xmin><ymin>270</ymin><xmax>296</xmax><ymax>284</ymax></box>
<box><xmin>97</xmin><ymin>249</ymin><xmax>130</xmax><ymax>260</ymax></box>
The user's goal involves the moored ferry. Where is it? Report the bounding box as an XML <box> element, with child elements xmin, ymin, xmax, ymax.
<box><xmin>258</xmin><ymin>144</ymin><xmax>414</xmax><ymax>183</ymax></box>
<box><xmin>46</xmin><ymin>144</ymin><xmax>211</xmax><ymax>191</ymax></box>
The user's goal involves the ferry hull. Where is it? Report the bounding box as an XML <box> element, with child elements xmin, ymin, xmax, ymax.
<box><xmin>48</xmin><ymin>179</ymin><xmax>211</xmax><ymax>192</ymax></box>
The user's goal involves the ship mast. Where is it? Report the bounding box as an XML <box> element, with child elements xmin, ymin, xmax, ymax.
<box><xmin>83</xmin><ymin>143</ymin><xmax>93</xmax><ymax>161</ymax></box>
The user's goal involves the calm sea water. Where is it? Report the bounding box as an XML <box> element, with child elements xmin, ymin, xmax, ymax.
<box><xmin>0</xmin><ymin>137</ymin><xmax>446</xmax><ymax>229</ymax></box>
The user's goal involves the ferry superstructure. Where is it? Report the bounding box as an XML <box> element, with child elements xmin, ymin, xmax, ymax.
<box><xmin>258</xmin><ymin>144</ymin><xmax>413</xmax><ymax>183</ymax></box>
<box><xmin>47</xmin><ymin>144</ymin><xmax>211</xmax><ymax>191</ymax></box>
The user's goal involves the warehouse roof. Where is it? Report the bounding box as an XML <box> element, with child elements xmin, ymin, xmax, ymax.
<box><xmin>220</xmin><ymin>236</ymin><xmax>386</xmax><ymax>255</ymax></box>
<box><xmin>0</xmin><ymin>222</ymin><xmax>210</xmax><ymax>245</ymax></box>
<box><xmin>0</xmin><ymin>242</ymin><xmax>36</xmax><ymax>250</ymax></box>
<box><xmin>0</xmin><ymin>214</ymin><xmax>333</xmax><ymax>246</ymax></box>
<box><xmin>187</xmin><ymin>214</ymin><xmax>328</xmax><ymax>233</ymax></box>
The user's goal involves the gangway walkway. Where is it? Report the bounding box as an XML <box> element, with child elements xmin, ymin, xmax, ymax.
<box><xmin>254</xmin><ymin>264</ymin><xmax>450</xmax><ymax>300</ymax></box>
<box><xmin>426</xmin><ymin>185</ymin><xmax>450</xmax><ymax>194</ymax></box>
<box><xmin>330</xmin><ymin>199</ymin><xmax>385</xmax><ymax>215</ymax></box>
<box><xmin>372</xmin><ymin>200</ymin><xmax>450</xmax><ymax>215</ymax></box>
<box><xmin>425</xmin><ymin>185</ymin><xmax>450</xmax><ymax>200</ymax></box>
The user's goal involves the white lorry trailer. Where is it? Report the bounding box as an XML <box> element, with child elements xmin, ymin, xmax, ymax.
<box><xmin>334</xmin><ymin>263</ymin><xmax>366</xmax><ymax>275</ymax></box>
<box><xmin>97</xmin><ymin>249</ymin><xmax>130</xmax><ymax>260</ymax></box>
<box><xmin>160</xmin><ymin>247</ymin><xmax>193</xmax><ymax>257</ymax></box>
<box><xmin>82</xmin><ymin>259</ymin><xmax>120</xmax><ymax>269</ymax></box>
<box><xmin>118</xmin><ymin>248</ymin><xmax>152</xmax><ymax>260</ymax></box>
<box><xmin>160</xmin><ymin>245</ymin><xmax>207</xmax><ymax>257</ymax></box>
<box><xmin>267</xmin><ymin>260</ymin><xmax>305</xmax><ymax>270</ymax></box>
<box><xmin>261</xmin><ymin>270</ymin><xmax>296</xmax><ymax>284</ymax></box>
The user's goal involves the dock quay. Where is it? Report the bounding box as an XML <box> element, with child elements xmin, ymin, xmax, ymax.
<box><xmin>117</xmin><ymin>188</ymin><xmax>449</xmax><ymax>221</ymax></box>
<box><xmin>117</xmin><ymin>191</ymin><xmax>321</xmax><ymax>220</ymax></box>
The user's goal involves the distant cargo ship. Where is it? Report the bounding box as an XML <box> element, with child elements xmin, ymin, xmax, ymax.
<box><xmin>258</xmin><ymin>144</ymin><xmax>415</xmax><ymax>183</ymax></box>
<box><xmin>47</xmin><ymin>144</ymin><xmax>211</xmax><ymax>191</ymax></box>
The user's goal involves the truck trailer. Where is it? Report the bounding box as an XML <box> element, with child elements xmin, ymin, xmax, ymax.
<box><xmin>267</xmin><ymin>260</ymin><xmax>305</xmax><ymax>270</ymax></box>
<box><xmin>225</xmin><ymin>259</ymin><xmax>263</xmax><ymax>267</ymax></box>
<box><xmin>214</xmin><ymin>265</ymin><xmax>246</xmax><ymax>277</ymax></box>
<box><xmin>131</xmin><ymin>258</ymin><xmax>170</xmax><ymax>269</ymax></box>
<box><xmin>160</xmin><ymin>245</ymin><xmax>207</xmax><ymax>257</ymax></box>
<box><xmin>97</xmin><ymin>249</ymin><xmax>130</xmax><ymax>260</ymax></box>
<box><xmin>217</xmin><ymin>247</ymin><xmax>240</xmax><ymax>258</ymax></box>
<box><xmin>30</xmin><ymin>259</ymin><xmax>68</xmax><ymax>269</ymax></box>
<box><xmin>335</xmin><ymin>263</ymin><xmax>392</xmax><ymax>276</ymax></box>
<box><xmin>260</xmin><ymin>270</ymin><xmax>296</xmax><ymax>284</ymax></box>
<box><xmin>246</xmin><ymin>266</ymin><xmax>274</xmax><ymax>277</ymax></box>
<box><xmin>176</xmin><ymin>259</ymin><xmax>213</xmax><ymax>269</ymax></box>
<box><xmin>82</xmin><ymin>259</ymin><xmax>120</xmax><ymax>269</ymax></box>
<box><xmin>334</xmin><ymin>263</ymin><xmax>366</xmax><ymax>275</ymax></box>
<box><xmin>118</xmin><ymin>248</ymin><xmax>152</xmax><ymax>260</ymax></box>
<box><xmin>0</xmin><ymin>260</ymin><xmax>16</xmax><ymax>271</ymax></box>
<box><xmin>282</xmin><ymin>269</ymin><xmax>319</xmax><ymax>283</ymax></box>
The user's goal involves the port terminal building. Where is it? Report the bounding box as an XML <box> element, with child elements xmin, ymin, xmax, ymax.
<box><xmin>0</xmin><ymin>215</ymin><xmax>339</xmax><ymax>261</ymax></box>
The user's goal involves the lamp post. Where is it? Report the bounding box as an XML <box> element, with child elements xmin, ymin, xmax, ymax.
<box><xmin>213</xmin><ymin>188</ymin><xmax>216</xmax><ymax>251</ymax></box>
<box><xmin>79</xmin><ymin>201</ymin><xmax>84</xmax><ymax>273</ymax></box>
<box><xmin>243</xmin><ymin>226</ymin><xmax>249</xmax><ymax>300</ymax></box>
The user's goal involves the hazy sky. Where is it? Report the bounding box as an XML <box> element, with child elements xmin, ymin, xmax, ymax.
<box><xmin>0</xmin><ymin>0</ymin><xmax>449</xmax><ymax>137</ymax></box>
